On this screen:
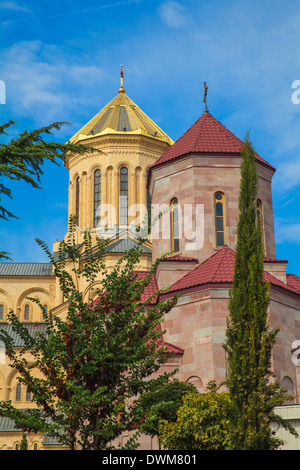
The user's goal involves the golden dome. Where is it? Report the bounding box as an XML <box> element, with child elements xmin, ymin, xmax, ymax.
<box><xmin>70</xmin><ymin>78</ymin><xmax>173</xmax><ymax>145</ymax></box>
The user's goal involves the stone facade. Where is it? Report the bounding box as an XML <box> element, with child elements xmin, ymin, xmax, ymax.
<box><xmin>150</xmin><ymin>153</ymin><xmax>276</xmax><ymax>269</ymax></box>
<box><xmin>66</xmin><ymin>133</ymin><xmax>170</xmax><ymax>246</ymax></box>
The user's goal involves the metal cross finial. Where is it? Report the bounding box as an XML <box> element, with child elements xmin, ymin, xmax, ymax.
<box><xmin>120</xmin><ymin>65</ymin><xmax>124</xmax><ymax>88</ymax></box>
<box><xmin>203</xmin><ymin>81</ymin><xmax>208</xmax><ymax>113</ymax></box>
<box><xmin>119</xmin><ymin>65</ymin><xmax>125</xmax><ymax>93</ymax></box>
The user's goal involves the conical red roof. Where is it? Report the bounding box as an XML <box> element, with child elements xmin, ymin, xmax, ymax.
<box><xmin>152</xmin><ymin>112</ymin><xmax>275</xmax><ymax>170</ymax></box>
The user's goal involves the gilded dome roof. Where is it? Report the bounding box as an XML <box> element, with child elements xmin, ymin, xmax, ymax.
<box><xmin>70</xmin><ymin>88</ymin><xmax>173</xmax><ymax>146</ymax></box>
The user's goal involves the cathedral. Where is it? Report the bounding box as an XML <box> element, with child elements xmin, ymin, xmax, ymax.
<box><xmin>1</xmin><ymin>69</ymin><xmax>300</xmax><ymax>450</ymax></box>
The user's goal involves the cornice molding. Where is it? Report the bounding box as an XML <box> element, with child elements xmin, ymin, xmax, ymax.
<box><xmin>67</xmin><ymin>136</ymin><xmax>170</xmax><ymax>170</ymax></box>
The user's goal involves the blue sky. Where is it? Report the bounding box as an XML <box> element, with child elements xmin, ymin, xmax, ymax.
<box><xmin>0</xmin><ymin>0</ymin><xmax>300</xmax><ymax>276</ymax></box>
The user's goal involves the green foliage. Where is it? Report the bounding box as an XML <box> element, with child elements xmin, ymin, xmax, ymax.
<box><xmin>224</xmin><ymin>132</ymin><xmax>297</xmax><ymax>449</ymax></box>
<box><xmin>0</xmin><ymin>216</ymin><xmax>180</xmax><ymax>450</ymax></box>
<box><xmin>137</xmin><ymin>379</ymin><xmax>197</xmax><ymax>438</ymax></box>
<box><xmin>0</xmin><ymin>120</ymin><xmax>96</xmax><ymax>259</ymax></box>
<box><xmin>158</xmin><ymin>390</ymin><xmax>231</xmax><ymax>450</ymax></box>
<box><xmin>20</xmin><ymin>432</ymin><xmax>28</xmax><ymax>450</ymax></box>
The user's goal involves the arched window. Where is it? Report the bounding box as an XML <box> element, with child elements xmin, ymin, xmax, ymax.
<box><xmin>94</xmin><ymin>169</ymin><xmax>101</xmax><ymax>227</ymax></box>
<box><xmin>256</xmin><ymin>199</ymin><xmax>262</xmax><ymax>225</ymax></box>
<box><xmin>119</xmin><ymin>167</ymin><xmax>128</xmax><ymax>226</ymax></box>
<box><xmin>170</xmin><ymin>198</ymin><xmax>180</xmax><ymax>253</ymax></box>
<box><xmin>146</xmin><ymin>169</ymin><xmax>151</xmax><ymax>225</ymax></box>
<box><xmin>0</xmin><ymin>304</ymin><xmax>4</xmax><ymax>320</ymax></box>
<box><xmin>282</xmin><ymin>376</ymin><xmax>295</xmax><ymax>404</ymax></box>
<box><xmin>75</xmin><ymin>176</ymin><xmax>80</xmax><ymax>225</ymax></box>
<box><xmin>34</xmin><ymin>444</ymin><xmax>38</xmax><ymax>450</ymax></box>
<box><xmin>24</xmin><ymin>304</ymin><xmax>29</xmax><ymax>320</ymax></box>
<box><xmin>186</xmin><ymin>375</ymin><xmax>204</xmax><ymax>392</ymax></box>
<box><xmin>215</xmin><ymin>192</ymin><xmax>226</xmax><ymax>247</ymax></box>
<box><xmin>16</xmin><ymin>383</ymin><xmax>21</xmax><ymax>401</ymax></box>
<box><xmin>15</xmin><ymin>443</ymin><xmax>19</xmax><ymax>450</ymax></box>
<box><xmin>26</xmin><ymin>387</ymin><xmax>31</xmax><ymax>401</ymax></box>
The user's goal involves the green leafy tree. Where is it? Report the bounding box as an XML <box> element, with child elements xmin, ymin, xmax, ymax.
<box><xmin>158</xmin><ymin>387</ymin><xmax>230</xmax><ymax>450</ymax></box>
<box><xmin>0</xmin><ymin>216</ymin><xmax>179</xmax><ymax>450</ymax></box>
<box><xmin>137</xmin><ymin>379</ymin><xmax>197</xmax><ymax>440</ymax></box>
<box><xmin>223</xmin><ymin>132</ymin><xmax>297</xmax><ymax>450</ymax></box>
<box><xmin>0</xmin><ymin>120</ymin><xmax>95</xmax><ymax>259</ymax></box>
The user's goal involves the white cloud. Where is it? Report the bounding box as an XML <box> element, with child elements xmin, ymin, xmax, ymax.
<box><xmin>275</xmin><ymin>158</ymin><xmax>300</xmax><ymax>192</ymax></box>
<box><xmin>275</xmin><ymin>220</ymin><xmax>300</xmax><ymax>245</ymax></box>
<box><xmin>0</xmin><ymin>0</ymin><xmax>146</xmax><ymax>25</ymax></box>
<box><xmin>1</xmin><ymin>41</ymin><xmax>104</xmax><ymax>124</ymax></box>
<box><xmin>0</xmin><ymin>1</ymin><xmax>30</xmax><ymax>12</ymax></box>
<box><xmin>158</xmin><ymin>1</ymin><xmax>191</xmax><ymax>29</ymax></box>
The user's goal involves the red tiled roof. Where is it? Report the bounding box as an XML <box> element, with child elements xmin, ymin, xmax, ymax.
<box><xmin>163</xmin><ymin>255</ymin><xmax>198</xmax><ymax>263</ymax></box>
<box><xmin>264</xmin><ymin>258</ymin><xmax>288</xmax><ymax>263</ymax></box>
<box><xmin>151</xmin><ymin>112</ymin><xmax>275</xmax><ymax>171</ymax></box>
<box><xmin>164</xmin><ymin>246</ymin><xmax>300</xmax><ymax>296</ymax></box>
<box><xmin>155</xmin><ymin>325</ymin><xmax>184</xmax><ymax>355</ymax></box>
<box><xmin>162</xmin><ymin>340</ymin><xmax>184</xmax><ymax>354</ymax></box>
<box><xmin>262</xmin><ymin>271</ymin><xmax>300</xmax><ymax>294</ymax></box>
<box><xmin>91</xmin><ymin>271</ymin><xmax>158</xmax><ymax>306</ymax></box>
<box><xmin>132</xmin><ymin>270</ymin><xmax>159</xmax><ymax>304</ymax></box>
<box><xmin>166</xmin><ymin>246</ymin><xmax>235</xmax><ymax>293</ymax></box>
<box><xmin>286</xmin><ymin>273</ymin><xmax>300</xmax><ymax>293</ymax></box>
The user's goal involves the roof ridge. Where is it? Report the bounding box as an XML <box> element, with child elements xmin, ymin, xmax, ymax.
<box><xmin>189</xmin><ymin>114</ymin><xmax>206</xmax><ymax>151</ymax></box>
<box><xmin>287</xmin><ymin>272</ymin><xmax>300</xmax><ymax>279</ymax></box>
<box><xmin>286</xmin><ymin>273</ymin><xmax>300</xmax><ymax>293</ymax></box>
<box><xmin>167</xmin><ymin>245</ymin><xmax>232</xmax><ymax>293</ymax></box>
<box><xmin>0</xmin><ymin>261</ymin><xmax>52</xmax><ymax>264</ymax></box>
<box><xmin>207</xmin><ymin>113</ymin><xmax>243</xmax><ymax>148</ymax></box>
<box><xmin>160</xmin><ymin>114</ymin><xmax>200</xmax><ymax>154</ymax></box>
<box><xmin>263</xmin><ymin>270</ymin><xmax>300</xmax><ymax>295</ymax></box>
<box><xmin>210</xmin><ymin>245</ymin><xmax>234</xmax><ymax>282</ymax></box>
<box><xmin>164</xmin><ymin>254</ymin><xmax>198</xmax><ymax>262</ymax></box>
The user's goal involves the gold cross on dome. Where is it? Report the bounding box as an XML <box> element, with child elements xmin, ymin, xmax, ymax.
<box><xmin>119</xmin><ymin>65</ymin><xmax>125</xmax><ymax>93</ymax></box>
<box><xmin>120</xmin><ymin>65</ymin><xmax>124</xmax><ymax>88</ymax></box>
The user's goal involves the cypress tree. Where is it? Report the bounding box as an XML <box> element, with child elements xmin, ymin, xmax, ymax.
<box><xmin>224</xmin><ymin>132</ymin><xmax>296</xmax><ymax>450</ymax></box>
<box><xmin>20</xmin><ymin>432</ymin><xmax>28</xmax><ymax>450</ymax></box>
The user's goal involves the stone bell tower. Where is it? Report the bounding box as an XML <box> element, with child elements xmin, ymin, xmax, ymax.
<box><xmin>148</xmin><ymin>84</ymin><xmax>277</xmax><ymax>289</ymax></box>
<box><xmin>63</xmin><ymin>67</ymin><xmax>173</xmax><ymax>247</ymax></box>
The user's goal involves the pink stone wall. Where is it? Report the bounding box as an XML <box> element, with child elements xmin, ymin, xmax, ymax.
<box><xmin>149</xmin><ymin>154</ymin><xmax>276</xmax><ymax>281</ymax></box>
<box><xmin>269</xmin><ymin>290</ymin><xmax>300</xmax><ymax>402</ymax></box>
<box><xmin>159</xmin><ymin>286</ymin><xmax>300</xmax><ymax>399</ymax></box>
<box><xmin>156</xmin><ymin>259</ymin><xmax>198</xmax><ymax>289</ymax></box>
<box><xmin>161</xmin><ymin>288</ymin><xmax>230</xmax><ymax>391</ymax></box>
<box><xmin>257</xmin><ymin>164</ymin><xmax>276</xmax><ymax>259</ymax></box>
